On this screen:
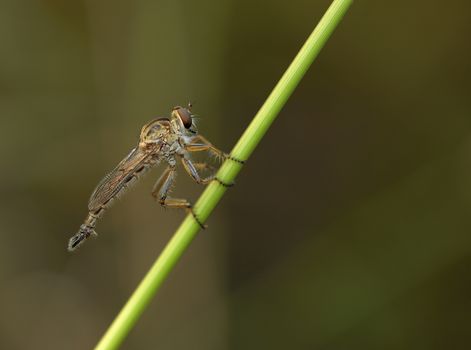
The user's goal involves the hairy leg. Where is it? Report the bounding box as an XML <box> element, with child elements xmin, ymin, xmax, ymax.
<box><xmin>151</xmin><ymin>165</ymin><xmax>206</xmax><ymax>228</ymax></box>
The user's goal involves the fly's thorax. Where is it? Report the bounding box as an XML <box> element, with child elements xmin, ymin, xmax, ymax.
<box><xmin>169</xmin><ymin>118</ymin><xmax>184</xmax><ymax>135</ymax></box>
<box><xmin>156</xmin><ymin>133</ymin><xmax>180</xmax><ymax>156</ymax></box>
<box><xmin>179</xmin><ymin>134</ymin><xmax>196</xmax><ymax>147</ymax></box>
<box><xmin>140</xmin><ymin>118</ymin><xmax>171</xmax><ymax>144</ymax></box>
<box><xmin>139</xmin><ymin>139</ymin><xmax>163</xmax><ymax>152</ymax></box>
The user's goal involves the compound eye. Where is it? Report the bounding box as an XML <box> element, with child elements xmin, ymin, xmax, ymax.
<box><xmin>177</xmin><ymin>108</ymin><xmax>192</xmax><ymax>129</ymax></box>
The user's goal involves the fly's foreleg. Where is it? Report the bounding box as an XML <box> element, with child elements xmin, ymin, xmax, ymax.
<box><xmin>151</xmin><ymin>165</ymin><xmax>206</xmax><ymax>228</ymax></box>
<box><xmin>193</xmin><ymin>162</ymin><xmax>215</xmax><ymax>173</ymax></box>
<box><xmin>183</xmin><ymin>135</ymin><xmax>244</xmax><ymax>187</ymax></box>
<box><xmin>184</xmin><ymin>135</ymin><xmax>245</xmax><ymax>164</ymax></box>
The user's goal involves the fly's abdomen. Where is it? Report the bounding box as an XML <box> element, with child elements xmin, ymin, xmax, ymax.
<box><xmin>68</xmin><ymin>162</ymin><xmax>155</xmax><ymax>251</ymax></box>
<box><xmin>68</xmin><ymin>127</ymin><xmax>166</xmax><ymax>251</ymax></box>
<box><xmin>88</xmin><ymin>162</ymin><xmax>154</xmax><ymax>212</ymax></box>
<box><xmin>68</xmin><ymin>214</ymin><xmax>98</xmax><ymax>251</ymax></box>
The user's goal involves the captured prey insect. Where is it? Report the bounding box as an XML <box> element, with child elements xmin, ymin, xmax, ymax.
<box><xmin>68</xmin><ymin>104</ymin><xmax>243</xmax><ymax>251</ymax></box>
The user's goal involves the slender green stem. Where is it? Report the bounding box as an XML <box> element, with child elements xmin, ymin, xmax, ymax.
<box><xmin>95</xmin><ymin>1</ymin><xmax>352</xmax><ymax>349</ymax></box>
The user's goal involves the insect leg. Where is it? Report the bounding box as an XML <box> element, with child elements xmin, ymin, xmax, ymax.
<box><xmin>151</xmin><ymin>165</ymin><xmax>206</xmax><ymax>228</ymax></box>
<box><xmin>184</xmin><ymin>135</ymin><xmax>245</xmax><ymax>164</ymax></box>
<box><xmin>180</xmin><ymin>157</ymin><xmax>214</xmax><ymax>185</ymax></box>
<box><xmin>193</xmin><ymin>162</ymin><xmax>233</xmax><ymax>187</ymax></box>
<box><xmin>180</xmin><ymin>157</ymin><xmax>233</xmax><ymax>188</ymax></box>
<box><xmin>193</xmin><ymin>162</ymin><xmax>215</xmax><ymax>172</ymax></box>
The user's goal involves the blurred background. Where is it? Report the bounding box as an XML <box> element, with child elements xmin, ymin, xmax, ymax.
<box><xmin>1</xmin><ymin>0</ymin><xmax>470</xmax><ymax>349</ymax></box>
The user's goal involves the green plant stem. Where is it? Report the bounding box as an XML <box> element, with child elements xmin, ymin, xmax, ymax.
<box><xmin>95</xmin><ymin>1</ymin><xmax>352</xmax><ymax>349</ymax></box>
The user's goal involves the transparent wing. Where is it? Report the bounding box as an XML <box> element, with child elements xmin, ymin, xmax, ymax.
<box><xmin>88</xmin><ymin>147</ymin><xmax>151</xmax><ymax>211</ymax></box>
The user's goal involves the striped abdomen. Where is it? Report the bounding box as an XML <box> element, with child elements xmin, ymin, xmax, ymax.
<box><xmin>68</xmin><ymin>147</ymin><xmax>160</xmax><ymax>251</ymax></box>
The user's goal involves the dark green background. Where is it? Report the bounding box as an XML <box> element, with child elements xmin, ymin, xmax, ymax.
<box><xmin>1</xmin><ymin>0</ymin><xmax>470</xmax><ymax>349</ymax></box>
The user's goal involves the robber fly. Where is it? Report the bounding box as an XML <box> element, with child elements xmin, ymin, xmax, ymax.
<box><xmin>68</xmin><ymin>104</ymin><xmax>243</xmax><ymax>251</ymax></box>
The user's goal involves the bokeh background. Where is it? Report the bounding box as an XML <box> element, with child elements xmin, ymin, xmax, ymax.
<box><xmin>1</xmin><ymin>0</ymin><xmax>470</xmax><ymax>349</ymax></box>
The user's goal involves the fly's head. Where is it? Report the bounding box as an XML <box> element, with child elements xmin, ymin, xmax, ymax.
<box><xmin>171</xmin><ymin>104</ymin><xmax>198</xmax><ymax>135</ymax></box>
<box><xmin>139</xmin><ymin>118</ymin><xmax>170</xmax><ymax>146</ymax></box>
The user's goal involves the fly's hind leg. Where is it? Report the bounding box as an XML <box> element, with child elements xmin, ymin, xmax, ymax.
<box><xmin>181</xmin><ymin>157</ymin><xmax>214</xmax><ymax>185</ymax></box>
<box><xmin>193</xmin><ymin>162</ymin><xmax>232</xmax><ymax>186</ymax></box>
<box><xmin>151</xmin><ymin>165</ymin><xmax>206</xmax><ymax>228</ymax></box>
<box><xmin>181</xmin><ymin>157</ymin><xmax>234</xmax><ymax>188</ymax></box>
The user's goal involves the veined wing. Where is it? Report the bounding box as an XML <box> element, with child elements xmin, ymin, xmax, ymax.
<box><xmin>88</xmin><ymin>147</ymin><xmax>153</xmax><ymax>211</ymax></box>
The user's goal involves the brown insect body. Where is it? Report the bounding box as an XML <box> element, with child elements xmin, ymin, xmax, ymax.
<box><xmin>68</xmin><ymin>106</ymin><xmax>233</xmax><ymax>251</ymax></box>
